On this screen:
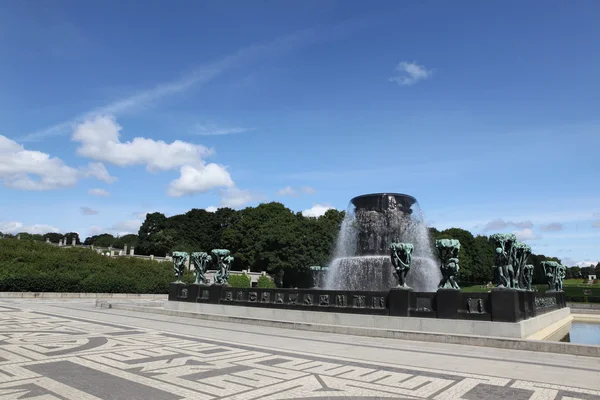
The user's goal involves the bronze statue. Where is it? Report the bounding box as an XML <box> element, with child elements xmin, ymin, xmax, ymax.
<box><xmin>172</xmin><ymin>251</ymin><xmax>189</xmax><ymax>282</ymax></box>
<box><xmin>390</xmin><ymin>242</ymin><xmax>413</xmax><ymax>288</ymax></box>
<box><xmin>436</xmin><ymin>239</ymin><xmax>461</xmax><ymax>290</ymax></box>
<box><xmin>191</xmin><ymin>252</ymin><xmax>211</xmax><ymax>285</ymax></box>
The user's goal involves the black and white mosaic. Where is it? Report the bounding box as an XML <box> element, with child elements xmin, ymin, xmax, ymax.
<box><xmin>0</xmin><ymin>304</ymin><xmax>598</xmax><ymax>399</ymax></box>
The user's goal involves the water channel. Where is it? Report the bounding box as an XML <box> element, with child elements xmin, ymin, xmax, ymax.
<box><xmin>560</xmin><ymin>322</ymin><xmax>600</xmax><ymax>345</ymax></box>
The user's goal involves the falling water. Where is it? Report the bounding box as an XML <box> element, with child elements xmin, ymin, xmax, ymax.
<box><xmin>325</xmin><ymin>193</ymin><xmax>441</xmax><ymax>292</ymax></box>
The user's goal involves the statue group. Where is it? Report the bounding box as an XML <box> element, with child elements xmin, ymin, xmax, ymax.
<box><xmin>489</xmin><ymin>233</ymin><xmax>562</xmax><ymax>291</ymax></box>
<box><xmin>172</xmin><ymin>249</ymin><xmax>234</xmax><ymax>285</ymax></box>
<box><xmin>388</xmin><ymin>239</ymin><xmax>461</xmax><ymax>290</ymax></box>
<box><xmin>541</xmin><ymin>260</ymin><xmax>567</xmax><ymax>291</ymax></box>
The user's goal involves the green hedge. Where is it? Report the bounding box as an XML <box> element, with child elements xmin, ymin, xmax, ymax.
<box><xmin>227</xmin><ymin>274</ymin><xmax>251</xmax><ymax>288</ymax></box>
<box><xmin>0</xmin><ymin>239</ymin><xmax>187</xmax><ymax>293</ymax></box>
<box><xmin>257</xmin><ymin>275</ymin><xmax>277</xmax><ymax>288</ymax></box>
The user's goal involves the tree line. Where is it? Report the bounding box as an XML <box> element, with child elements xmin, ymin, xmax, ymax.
<box><xmin>2</xmin><ymin>201</ymin><xmax>599</xmax><ymax>287</ymax></box>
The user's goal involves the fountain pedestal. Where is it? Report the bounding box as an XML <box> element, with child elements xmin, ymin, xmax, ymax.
<box><xmin>491</xmin><ymin>288</ymin><xmax>520</xmax><ymax>322</ymax></box>
<box><xmin>388</xmin><ymin>288</ymin><xmax>411</xmax><ymax>317</ymax></box>
<box><xmin>436</xmin><ymin>289</ymin><xmax>461</xmax><ymax>319</ymax></box>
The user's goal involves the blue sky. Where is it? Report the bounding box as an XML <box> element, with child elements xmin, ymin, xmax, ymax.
<box><xmin>1</xmin><ymin>0</ymin><xmax>599</xmax><ymax>266</ymax></box>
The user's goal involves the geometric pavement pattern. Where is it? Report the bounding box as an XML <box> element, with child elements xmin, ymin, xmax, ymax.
<box><xmin>0</xmin><ymin>304</ymin><xmax>599</xmax><ymax>400</ymax></box>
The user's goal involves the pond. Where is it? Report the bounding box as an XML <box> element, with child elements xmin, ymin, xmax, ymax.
<box><xmin>560</xmin><ymin>322</ymin><xmax>600</xmax><ymax>345</ymax></box>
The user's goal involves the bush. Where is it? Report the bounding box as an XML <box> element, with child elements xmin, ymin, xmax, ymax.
<box><xmin>227</xmin><ymin>274</ymin><xmax>251</xmax><ymax>288</ymax></box>
<box><xmin>0</xmin><ymin>238</ymin><xmax>176</xmax><ymax>293</ymax></box>
<box><xmin>257</xmin><ymin>275</ymin><xmax>277</xmax><ymax>288</ymax></box>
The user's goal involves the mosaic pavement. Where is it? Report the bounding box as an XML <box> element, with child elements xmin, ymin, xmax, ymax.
<box><xmin>0</xmin><ymin>304</ymin><xmax>598</xmax><ymax>400</ymax></box>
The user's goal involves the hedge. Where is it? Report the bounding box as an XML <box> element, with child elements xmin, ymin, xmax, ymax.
<box><xmin>227</xmin><ymin>274</ymin><xmax>251</xmax><ymax>288</ymax></box>
<box><xmin>257</xmin><ymin>275</ymin><xmax>277</xmax><ymax>288</ymax></box>
<box><xmin>0</xmin><ymin>239</ymin><xmax>189</xmax><ymax>293</ymax></box>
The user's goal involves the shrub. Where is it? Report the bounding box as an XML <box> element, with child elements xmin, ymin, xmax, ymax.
<box><xmin>0</xmin><ymin>238</ymin><xmax>175</xmax><ymax>293</ymax></box>
<box><xmin>257</xmin><ymin>275</ymin><xmax>277</xmax><ymax>288</ymax></box>
<box><xmin>227</xmin><ymin>274</ymin><xmax>251</xmax><ymax>288</ymax></box>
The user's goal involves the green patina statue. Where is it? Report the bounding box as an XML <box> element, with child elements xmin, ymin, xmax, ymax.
<box><xmin>541</xmin><ymin>260</ymin><xmax>560</xmax><ymax>291</ymax></box>
<box><xmin>522</xmin><ymin>264</ymin><xmax>534</xmax><ymax>291</ymax></box>
<box><xmin>172</xmin><ymin>251</ymin><xmax>189</xmax><ymax>282</ymax></box>
<box><xmin>489</xmin><ymin>233</ymin><xmax>517</xmax><ymax>288</ymax></box>
<box><xmin>212</xmin><ymin>249</ymin><xmax>233</xmax><ymax>285</ymax></box>
<box><xmin>512</xmin><ymin>241</ymin><xmax>532</xmax><ymax>289</ymax></box>
<box><xmin>191</xmin><ymin>251</ymin><xmax>212</xmax><ymax>285</ymax></box>
<box><xmin>435</xmin><ymin>239</ymin><xmax>461</xmax><ymax>290</ymax></box>
<box><xmin>389</xmin><ymin>242</ymin><xmax>413</xmax><ymax>288</ymax></box>
<box><xmin>556</xmin><ymin>263</ymin><xmax>566</xmax><ymax>291</ymax></box>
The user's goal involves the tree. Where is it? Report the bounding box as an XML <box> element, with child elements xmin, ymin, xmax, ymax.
<box><xmin>44</xmin><ymin>233</ymin><xmax>64</xmax><ymax>244</ymax></box>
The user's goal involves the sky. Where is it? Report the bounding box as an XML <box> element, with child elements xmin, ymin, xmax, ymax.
<box><xmin>1</xmin><ymin>0</ymin><xmax>599</xmax><ymax>267</ymax></box>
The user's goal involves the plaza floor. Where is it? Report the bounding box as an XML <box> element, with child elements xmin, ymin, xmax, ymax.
<box><xmin>0</xmin><ymin>299</ymin><xmax>599</xmax><ymax>400</ymax></box>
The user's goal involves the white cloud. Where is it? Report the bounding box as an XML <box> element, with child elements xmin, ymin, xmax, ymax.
<box><xmin>276</xmin><ymin>186</ymin><xmax>298</xmax><ymax>197</ymax></box>
<box><xmin>482</xmin><ymin>219</ymin><xmax>533</xmax><ymax>232</ymax></box>
<box><xmin>302</xmin><ymin>203</ymin><xmax>335</xmax><ymax>218</ymax></box>
<box><xmin>0</xmin><ymin>135</ymin><xmax>116</xmax><ymax>191</ymax></box>
<box><xmin>167</xmin><ymin>165</ymin><xmax>234</xmax><ymax>197</ymax></box>
<box><xmin>513</xmin><ymin>228</ymin><xmax>539</xmax><ymax>241</ymax></box>
<box><xmin>72</xmin><ymin>116</ymin><xmax>213</xmax><ymax>171</ymax></box>
<box><xmin>0</xmin><ymin>221</ymin><xmax>60</xmax><ymax>235</ymax></box>
<box><xmin>80</xmin><ymin>207</ymin><xmax>99</xmax><ymax>215</ymax></box>
<box><xmin>276</xmin><ymin>186</ymin><xmax>316</xmax><ymax>197</ymax></box>
<box><xmin>539</xmin><ymin>223</ymin><xmax>564</xmax><ymax>232</ymax></box>
<box><xmin>88</xmin><ymin>188</ymin><xmax>110</xmax><ymax>196</ymax></box>
<box><xmin>192</xmin><ymin>124</ymin><xmax>254</xmax><ymax>136</ymax></box>
<box><xmin>219</xmin><ymin>187</ymin><xmax>262</xmax><ymax>208</ymax></box>
<box><xmin>72</xmin><ymin>116</ymin><xmax>236</xmax><ymax>197</ymax></box>
<box><xmin>389</xmin><ymin>61</ymin><xmax>432</xmax><ymax>86</ymax></box>
<box><xmin>84</xmin><ymin>162</ymin><xmax>117</xmax><ymax>184</ymax></box>
<box><xmin>205</xmin><ymin>206</ymin><xmax>218</xmax><ymax>213</ymax></box>
<box><xmin>110</xmin><ymin>219</ymin><xmax>142</xmax><ymax>236</ymax></box>
<box><xmin>574</xmin><ymin>260</ymin><xmax>599</xmax><ymax>268</ymax></box>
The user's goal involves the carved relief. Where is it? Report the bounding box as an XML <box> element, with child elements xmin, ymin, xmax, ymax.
<box><xmin>289</xmin><ymin>293</ymin><xmax>298</xmax><ymax>305</ymax></box>
<box><xmin>249</xmin><ymin>292</ymin><xmax>258</xmax><ymax>302</ymax></box>
<box><xmin>261</xmin><ymin>292</ymin><xmax>270</xmax><ymax>303</ymax></box>
<box><xmin>319</xmin><ymin>295</ymin><xmax>329</xmax><ymax>306</ymax></box>
<box><xmin>336</xmin><ymin>294</ymin><xmax>347</xmax><ymax>307</ymax></box>
<box><xmin>304</xmin><ymin>294</ymin><xmax>313</xmax><ymax>305</ymax></box>
<box><xmin>275</xmin><ymin>293</ymin><xmax>284</xmax><ymax>304</ymax></box>
<box><xmin>353</xmin><ymin>295</ymin><xmax>365</xmax><ymax>308</ymax></box>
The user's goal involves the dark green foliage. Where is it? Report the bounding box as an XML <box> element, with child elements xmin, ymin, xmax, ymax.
<box><xmin>257</xmin><ymin>275</ymin><xmax>277</xmax><ymax>288</ymax></box>
<box><xmin>0</xmin><ymin>239</ymin><xmax>177</xmax><ymax>293</ymax></box>
<box><xmin>227</xmin><ymin>274</ymin><xmax>251</xmax><ymax>288</ymax></box>
<box><xmin>135</xmin><ymin>203</ymin><xmax>345</xmax><ymax>278</ymax></box>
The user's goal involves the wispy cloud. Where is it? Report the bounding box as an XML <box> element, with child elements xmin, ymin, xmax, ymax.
<box><xmin>482</xmin><ymin>219</ymin><xmax>533</xmax><ymax>232</ymax></box>
<box><xmin>191</xmin><ymin>124</ymin><xmax>255</xmax><ymax>136</ymax></box>
<box><xmin>389</xmin><ymin>61</ymin><xmax>432</xmax><ymax>86</ymax></box>
<box><xmin>18</xmin><ymin>19</ymin><xmax>369</xmax><ymax>143</ymax></box>
<box><xmin>88</xmin><ymin>188</ymin><xmax>110</xmax><ymax>197</ymax></box>
<box><xmin>540</xmin><ymin>223</ymin><xmax>564</xmax><ymax>232</ymax></box>
<box><xmin>80</xmin><ymin>206</ymin><xmax>99</xmax><ymax>215</ymax></box>
<box><xmin>513</xmin><ymin>228</ymin><xmax>540</xmax><ymax>241</ymax></box>
<box><xmin>276</xmin><ymin>186</ymin><xmax>317</xmax><ymax>197</ymax></box>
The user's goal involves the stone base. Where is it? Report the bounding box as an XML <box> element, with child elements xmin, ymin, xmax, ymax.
<box><xmin>491</xmin><ymin>288</ymin><xmax>520</xmax><ymax>322</ymax></box>
<box><xmin>436</xmin><ymin>289</ymin><xmax>461</xmax><ymax>319</ymax></box>
<box><xmin>388</xmin><ymin>288</ymin><xmax>411</xmax><ymax>317</ymax></box>
<box><xmin>168</xmin><ymin>282</ymin><xmax>188</xmax><ymax>302</ymax></box>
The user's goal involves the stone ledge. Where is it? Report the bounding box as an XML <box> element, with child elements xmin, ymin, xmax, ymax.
<box><xmin>95</xmin><ymin>300</ymin><xmax>600</xmax><ymax>358</ymax></box>
<box><xmin>0</xmin><ymin>292</ymin><xmax>168</xmax><ymax>299</ymax></box>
